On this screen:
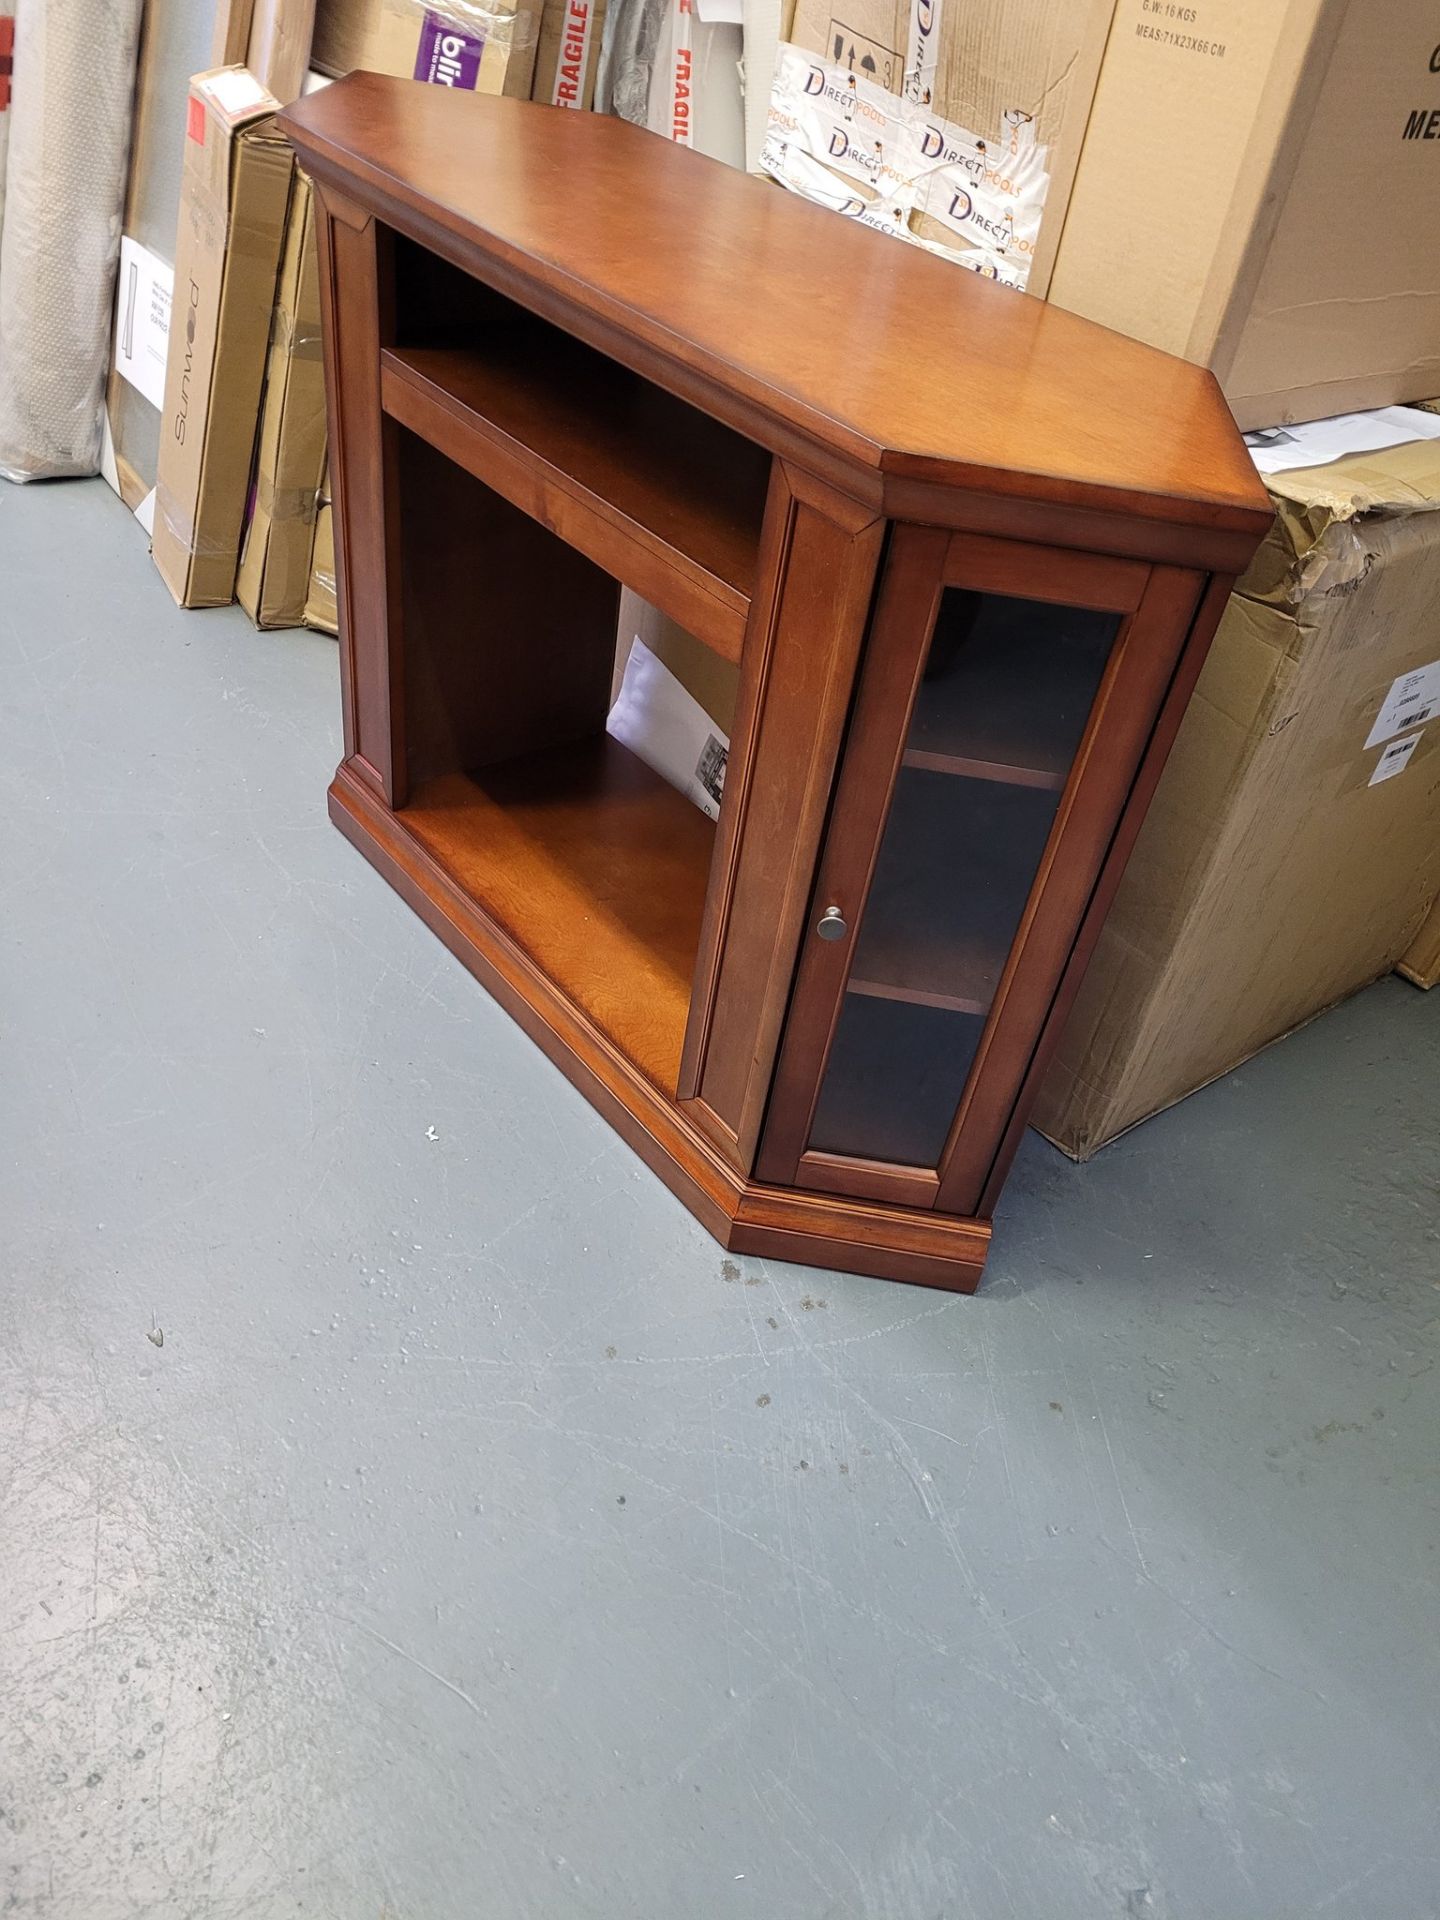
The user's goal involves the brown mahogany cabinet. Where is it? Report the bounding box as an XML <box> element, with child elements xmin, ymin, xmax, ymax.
<box><xmin>281</xmin><ymin>75</ymin><xmax>1271</xmax><ymax>1292</ymax></box>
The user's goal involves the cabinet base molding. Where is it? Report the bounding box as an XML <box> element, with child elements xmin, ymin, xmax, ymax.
<box><xmin>331</xmin><ymin>760</ymin><xmax>991</xmax><ymax>1292</ymax></box>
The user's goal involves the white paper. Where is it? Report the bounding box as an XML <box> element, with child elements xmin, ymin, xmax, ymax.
<box><xmin>113</xmin><ymin>236</ymin><xmax>173</xmax><ymax>413</ymax></box>
<box><xmin>1245</xmin><ymin>406</ymin><xmax>1440</xmax><ymax>476</ymax></box>
<box><xmin>1364</xmin><ymin>658</ymin><xmax>1440</xmax><ymax>749</ymax></box>
<box><xmin>607</xmin><ymin>637</ymin><xmax>729</xmax><ymax>820</ymax></box>
<box><xmin>695</xmin><ymin>0</ymin><xmax>742</xmax><ymax>21</ymax></box>
<box><xmin>134</xmin><ymin>489</ymin><xmax>156</xmax><ymax>537</ymax></box>
<box><xmin>1369</xmin><ymin>730</ymin><xmax>1424</xmax><ymax>786</ymax></box>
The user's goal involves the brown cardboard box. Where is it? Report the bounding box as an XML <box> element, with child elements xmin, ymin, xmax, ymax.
<box><xmin>152</xmin><ymin>68</ymin><xmax>293</xmax><ymax>608</ymax></box>
<box><xmin>783</xmin><ymin>0</ymin><xmax>1114</xmax><ymax>293</ymax></box>
<box><xmin>1049</xmin><ymin>0</ymin><xmax>1440</xmax><ymax>429</ymax></box>
<box><xmin>237</xmin><ymin>173</ymin><xmax>327</xmax><ymax>628</ymax></box>
<box><xmin>531</xmin><ymin>0</ymin><xmax>605</xmax><ymax>108</ymax></box>
<box><xmin>304</xmin><ymin>464</ymin><xmax>338</xmax><ymax>633</ymax></box>
<box><xmin>1035</xmin><ymin>434</ymin><xmax>1440</xmax><ymax>1159</ymax></box>
<box><xmin>311</xmin><ymin>0</ymin><xmax>541</xmax><ymax>96</ymax></box>
<box><xmin>1397</xmin><ymin>896</ymin><xmax>1440</xmax><ymax>988</ymax></box>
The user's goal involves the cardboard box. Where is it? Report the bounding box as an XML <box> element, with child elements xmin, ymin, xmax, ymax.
<box><xmin>531</xmin><ymin>0</ymin><xmax>605</xmax><ymax>108</ymax></box>
<box><xmin>1397</xmin><ymin>896</ymin><xmax>1440</xmax><ymax>989</ymax></box>
<box><xmin>1049</xmin><ymin>0</ymin><xmax>1440</xmax><ymax>429</ymax></box>
<box><xmin>774</xmin><ymin>0</ymin><xmax>1114</xmax><ymax>293</ymax></box>
<box><xmin>311</xmin><ymin>0</ymin><xmax>541</xmax><ymax>96</ymax></box>
<box><xmin>152</xmin><ymin>68</ymin><xmax>293</xmax><ymax>608</ymax></box>
<box><xmin>304</xmin><ymin>463</ymin><xmax>338</xmax><ymax>633</ymax></box>
<box><xmin>237</xmin><ymin>173</ymin><xmax>327</xmax><ymax>628</ymax></box>
<box><xmin>1035</xmin><ymin>432</ymin><xmax>1440</xmax><ymax>1159</ymax></box>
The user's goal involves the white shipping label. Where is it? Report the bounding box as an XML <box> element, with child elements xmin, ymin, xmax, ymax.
<box><xmin>1369</xmin><ymin>730</ymin><xmax>1425</xmax><ymax>786</ymax></box>
<box><xmin>200</xmin><ymin>67</ymin><xmax>273</xmax><ymax>121</ymax></box>
<box><xmin>1365</xmin><ymin>658</ymin><xmax>1440</xmax><ymax>749</ymax></box>
<box><xmin>113</xmin><ymin>236</ymin><xmax>174</xmax><ymax>413</ymax></box>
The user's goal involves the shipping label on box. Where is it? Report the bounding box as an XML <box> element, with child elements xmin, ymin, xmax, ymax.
<box><xmin>113</xmin><ymin>237</ymin><xmax>174</xmax><ymax>413</ymax></box>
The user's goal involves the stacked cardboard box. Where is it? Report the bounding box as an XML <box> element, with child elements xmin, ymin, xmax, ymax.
<box><xmin>1036</xmin><ymin>428</ymin><xmax>1440</xmax><ymax>1157</ymax></box>
<box><xmin>305</xmin><ymin>461</ymin><xmax>337</xmax><ymax>633</ymax></box>
<box><xmin>311</xmin><ymin>0</ymin><xmax>541</xmax><ymax>95</ymax></box>
<box><xmin>1398</xmin><ymin>898</ymin><xmax>1440</xmax><ymax>991</ymax></box>
<box><xmin>151</xmin><ymin>67</ymin><xmax>293</xmax><ymax>608</ymax></box>
<box><xmin>237</xmin><ymin>171</ymin><xmax>327</xmax><ymax>627</ymax></box>
<box><xmin>1049</xmin><ymin>0</ymin><xmax>1440</xmax><ymax>429</ymax></box>
<box><xmin>530</xmin><ymin>0</ymin><xmax>605</xmax><ymax>109</ymax></box>
<box><xmin>764</xmin><ymin>0</ymin><xmax>1440</xmax><ymax>422</ymax></box>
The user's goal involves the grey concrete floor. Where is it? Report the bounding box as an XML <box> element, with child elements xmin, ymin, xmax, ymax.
<box><xmin>1</xmin><ymin>478</ymin><xmax>1437</xmax><ymax>1920</ymax></box>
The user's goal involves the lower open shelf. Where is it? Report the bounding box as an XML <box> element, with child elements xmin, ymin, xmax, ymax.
<box><xmin>398</xmin><ymin>734</ymin><xmax>715</xmax><ymax>1094</ymax></box>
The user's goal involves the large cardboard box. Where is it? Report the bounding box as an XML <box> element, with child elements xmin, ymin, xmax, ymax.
<box><xmin>1049</xmin><ymin>0</ymin><xmax>1440</xmax><ymax>429</ymax></box>
<box><xmin>531</xmin><ymin>0</ymin><xmax>605</xmax><ymax>108</ymax></box>
<box><xmin>769</xmin><ymin>0</ymin><xmax>1114</xmax><ymax>293</ymax></box>
<box><xmin>152</xmin><ymin>68</ymin><xmax>293</xmax><ymax>608</ymax></box>
<box><xmin>1035</xmin><ymin>433</ymin><xmax>1440</xmax><ymax>1159</ymax></box>
<box><xmin>311</xmin><ymin>0</ymin><xmax>541</xmax><ymax>96</ymax></box>
<box><xmin>237</xmin><ymin>172</ymin><xmax>327</xmax><ymax>629</ymax></box>
<box><xmin>1397</xmin><ymin>896</ymin><xmax>1440</xmax><ymax>989</ymax></box>
<box><xmin>304</xmin><ymin>463</ymin><xmax>338</xmax><ymax>634</ymax></box>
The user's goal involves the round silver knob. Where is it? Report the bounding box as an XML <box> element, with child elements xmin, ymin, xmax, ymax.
<box><xmin>815</xmin><ymin>906</ymin><xmax>848</xmax><ymax>941</ymax></box>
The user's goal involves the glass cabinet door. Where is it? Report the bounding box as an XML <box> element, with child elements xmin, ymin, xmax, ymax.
<box><xmin>807</xmin><ymin>585</ymin><xmax>1122</xmax><ymax>1167</ymax></box>
<box><xmin>757</xmin><ymin>528</ymin><xmax>1197</xmax><ymax>1212</ymax></box>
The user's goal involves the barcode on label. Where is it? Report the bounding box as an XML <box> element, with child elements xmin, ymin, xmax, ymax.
<box><xmin>1369</xmin><ymin>729</ymin><xmax>1424</xmax><ymax>786</ymax></box>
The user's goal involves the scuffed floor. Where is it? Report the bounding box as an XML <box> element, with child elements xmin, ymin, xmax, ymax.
<box><xmin>2</xmin><ymin>479</ymin><xmax>1437</xmax><ymax>1919</ymax></box>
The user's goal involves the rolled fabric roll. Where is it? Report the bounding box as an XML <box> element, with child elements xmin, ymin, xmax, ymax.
<box><xmin>0</xmin><ymin>0</ymin><xmax>145</xmax><ymax>481</ymax></box>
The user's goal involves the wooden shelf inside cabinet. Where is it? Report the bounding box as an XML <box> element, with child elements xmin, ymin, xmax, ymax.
<box><xmin>380</xmin><ymin>343</ymin><xmax>768</xmax><ymax>665</ymax></box>
<box><xmin>401</xmin><ymin>738</ymin><xmax>715</xmax><ymax>1095</ymax></box>
<box><xmin>903</xmin><ymin>593</ymin><xmax>1122</xmax><ymax>789</ymax></box>
<box><xmin>281</xmin><ymin>75</ymin><xmax>1272</xmax><ymax>1294</ymax></box>
<box><xmin>847</xmin><ymin>770</ymin><xmax>1057</xmax><ymax>1015</ymax></box>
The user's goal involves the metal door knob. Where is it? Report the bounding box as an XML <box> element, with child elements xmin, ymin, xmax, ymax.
<box><xmin>816</xmin><ymin>906</ymin><xmax>848</xmax><ymax>941</ymax></box>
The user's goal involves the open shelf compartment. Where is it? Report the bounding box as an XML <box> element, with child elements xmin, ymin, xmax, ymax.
<box><xmin>392</xmin><ymin>425</ymin><xmax>729</xmax><ymax>1095</ymax></box>
<box><xmin>382</xmin><ymin>234</ymin><xmax>771</xmax><ymax>665</ymax></box>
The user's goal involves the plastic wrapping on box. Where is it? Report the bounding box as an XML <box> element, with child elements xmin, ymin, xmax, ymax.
<box><xmin>311</xmin><ymin>0</ymin><xmax>541</xmax><ymax>95</ymax></box>
<box><xmin>0</xmin><ymin>17</ymin><xmax>13</xmax><ymax>256</ymax></box>
<box><xmin>0</xmin><ymin>0</ymin><xmax>145</xmax><ymax>481</ymax></box>
<box><xmin>760</xmin><ymin>0</ymin><xmax>1052</xmax><ymax>290</ymax></box>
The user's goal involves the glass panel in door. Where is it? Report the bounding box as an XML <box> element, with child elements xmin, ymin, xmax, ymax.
<box><xmin>806</xmin><ymin>586</ymin><xmax>1124</xmax><ymax>1168</ymax></box>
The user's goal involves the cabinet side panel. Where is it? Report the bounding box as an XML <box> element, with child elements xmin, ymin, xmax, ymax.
<box><xmin>315</xmin><ymin>191</ymin><xmax>404</xmax><ymax>803</ymax></box>
<box><xmin>686</xmin><ymin>466</ymin><xmax>882</xmax><ymax>1166</ymax></box>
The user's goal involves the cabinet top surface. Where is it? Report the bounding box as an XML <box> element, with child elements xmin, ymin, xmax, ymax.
<box><xmin>283</xmin><ymin>75</ymin><xmax>1270</xmax><ymax>538</ymax></box>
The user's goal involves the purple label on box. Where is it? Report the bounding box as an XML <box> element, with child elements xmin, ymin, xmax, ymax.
<box><xmin>414</xmin><ymin>11</ymin><xmax>488</xmax><ymax>88</ymax></box>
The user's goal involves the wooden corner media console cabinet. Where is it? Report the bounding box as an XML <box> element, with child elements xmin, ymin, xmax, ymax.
<box><xmin>281</xmin><ymin>75</ymin><xmax>1271</xmax><ymax>1292</ymax></box>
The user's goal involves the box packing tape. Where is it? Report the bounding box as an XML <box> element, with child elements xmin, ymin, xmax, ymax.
<box><xmin>761</xmin><ymin>0</ymin><xmax>1050</xmax><ymax>291</ymax></box>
